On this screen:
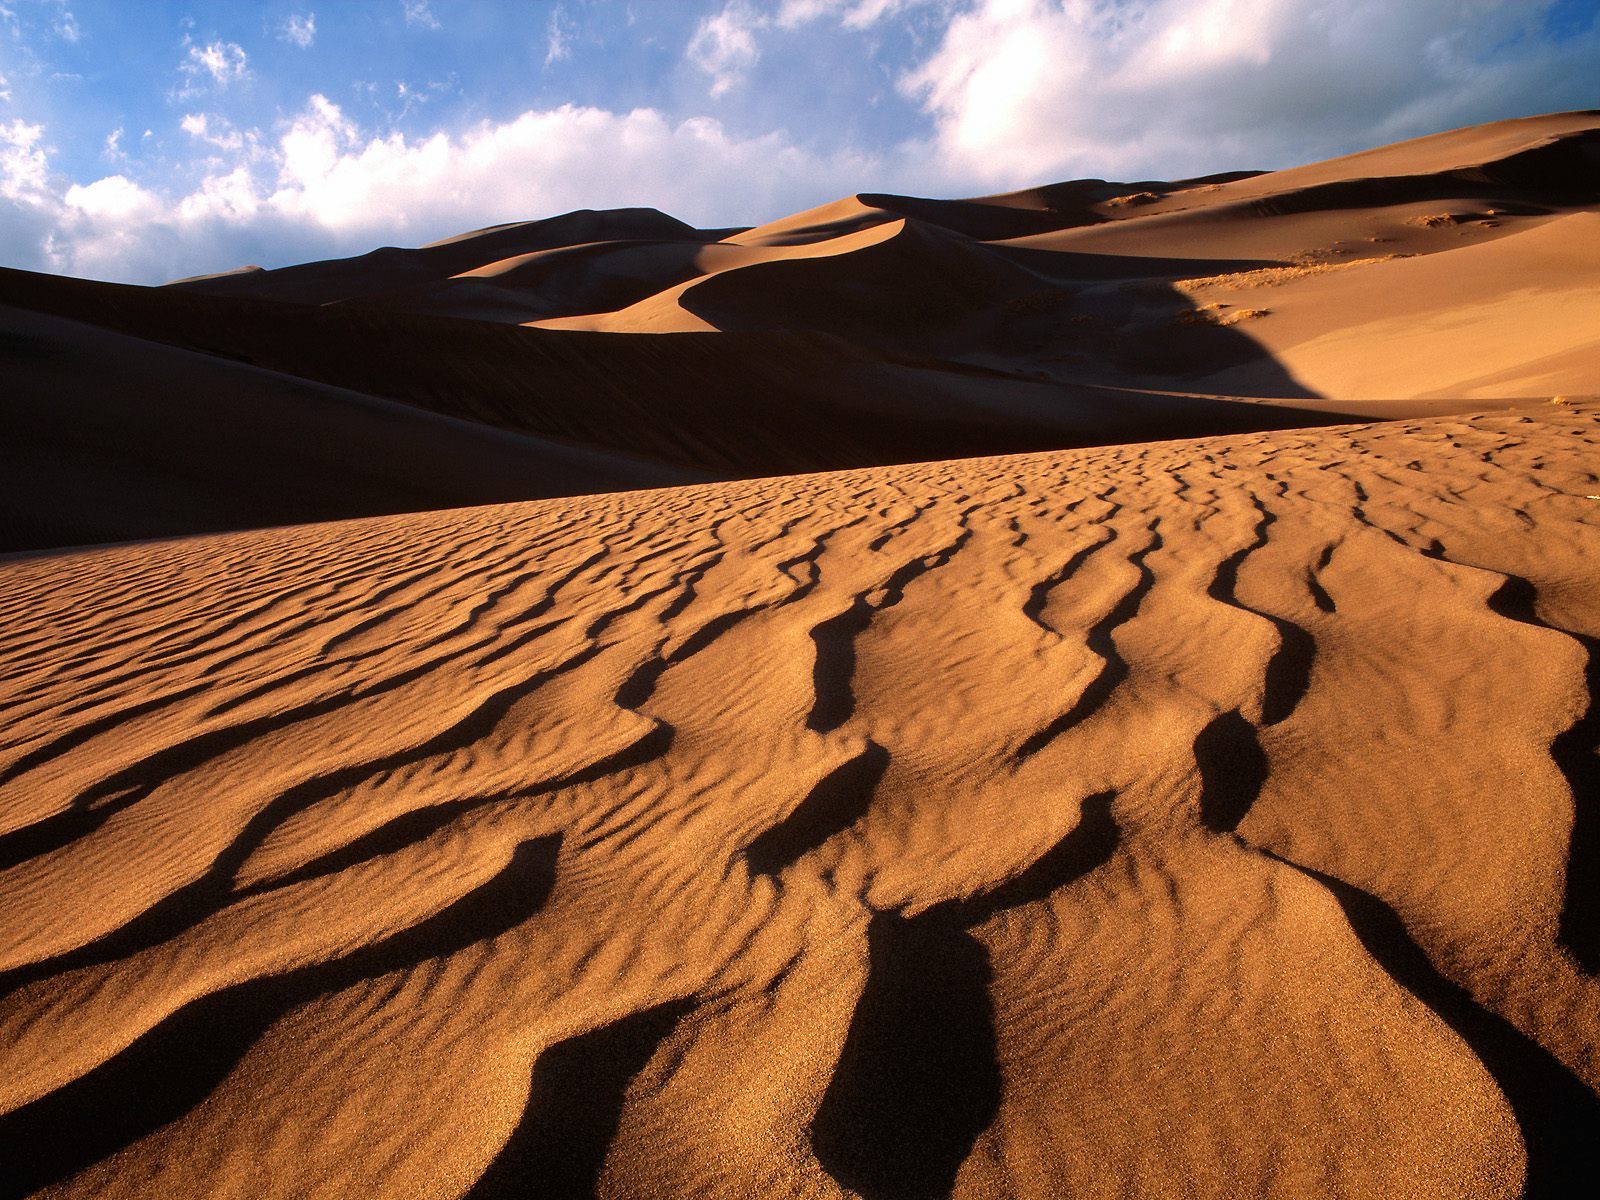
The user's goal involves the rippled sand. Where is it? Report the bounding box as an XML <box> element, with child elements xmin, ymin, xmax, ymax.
<box><xmin>2</xmin><ymin>401</ymin><xmax>1597</xmax><ymax>1197</ymax></box>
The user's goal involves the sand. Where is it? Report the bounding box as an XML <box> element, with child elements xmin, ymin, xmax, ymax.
<box><xmin>1</xmin><ymin>113</ymin><xmax>1599</xmax><ymax>1198</ymax></box>
<box><xmin>2</xmin><ymin>401</ymin><xmax>1598</xmax><ymax>1196</ymax></box>
<box><xmin>5</xmin><ymin>112</ymin><xmax>1597</xmax><ymax>551</ymax></box>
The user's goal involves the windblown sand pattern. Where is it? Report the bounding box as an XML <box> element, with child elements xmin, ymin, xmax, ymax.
<box><xmin>2</xmin><ymin>401</ymin><xmax>1598</xmax><ymax>1198</ymax></box>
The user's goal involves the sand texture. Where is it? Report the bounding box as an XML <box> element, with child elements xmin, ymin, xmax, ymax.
<box><xmin>2</xmin><ymin>400</ymin><xmax>1599</xmax><ymax>1197</ymax></box>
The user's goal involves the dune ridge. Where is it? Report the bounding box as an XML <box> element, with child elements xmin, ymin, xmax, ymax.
<box><xmin>1</xmin><ymin>399</ymin><xmax>1598</xmax><ymax>1197</ymax></box>
<box><xmin>4</xmin><ymin>111</ymin><xmax>1598</xmax><ymax>552</ymax></box>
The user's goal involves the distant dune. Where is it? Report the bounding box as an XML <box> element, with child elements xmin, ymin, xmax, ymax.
<box><xmin>1</xmin><ymin>115</ymin><xmax>1598</xmax><ymax>1199</ymax></box>
<box><xmin>4</xmin><ymin>110</ymin><xmax>1596</xmax><ymax>551</ymax></box>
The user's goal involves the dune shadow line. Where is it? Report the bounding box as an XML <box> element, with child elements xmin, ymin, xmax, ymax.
<box><xmin>811</xmin><ymin>793</ymin><xmax>1118</xmax><ymax>1200</ymax></box>
<box><xmin>1480</xmin><ymin>572</ymin><xmax>1600</xmax><ymax>974</ymax></box>
<box><xmin>466</xmin><ymin>1000</ymin><xmax>693</xmax><ymax>1200</ymax></box>
<box><xmin>1193</xmin><ymin>708</ymin><xmax>1269</xmax><ymax>834</ymax></box>
<box><xmin>0</xmin><ymin>835</ymin><xmax>561</xmax><ymax>1199</ymax></box>
<box><xmin>1262</xmin><ymin>849</ymin><xmax>1600</xmax><ymax>1199</ymax></box>
<box><xmin>1015</xmin><ymin>527</ymin><xmax>1160</xmax><ymax>761</ymax></box>
<box><xmin>744</xmin><ymin>740</ymin><xmax>890</xmax><ymax>875</ymax></box>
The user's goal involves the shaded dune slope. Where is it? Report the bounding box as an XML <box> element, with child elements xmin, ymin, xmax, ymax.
<box><xmin>0</xmin><ymin>303</ymin><xmax>696</xmax><ymax>553</ymax></box>
<box><xmin>0</xmin><ymin>262</ymin><xmax>1339</xmax><ymax>551</ymax></box>
<box><xmin>3</xmin><ymin>112</ymin><xmax>1596</xmax><ymax>551</ymax></box>
<box><xmin>1</xmin><ymin>401</ymin><xmax>1598</xmax><ymax>1197</ymax></box>
<box><xmin>165</xmin><ymin>208</ymin><xmax>717</xmax><ymax>307</ymax></box>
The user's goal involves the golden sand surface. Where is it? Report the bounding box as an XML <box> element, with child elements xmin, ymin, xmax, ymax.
<box><xmin>2</xmin><ymin>400</ymin><xmax>1597</xmax><ymax>1197</ymax></box>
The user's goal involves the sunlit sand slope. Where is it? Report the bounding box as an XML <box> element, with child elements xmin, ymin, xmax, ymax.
<box><xmin>1</xmin><ymin>402</ymin><xmax>1598</xmax><ymax>1198</ymax></box>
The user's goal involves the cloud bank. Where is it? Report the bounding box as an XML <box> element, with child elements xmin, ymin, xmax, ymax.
<box><xmin>1</xmin><ymin>97</ymin><xmax>873</xmax><ymax>282</ymax></box>
<box><xmin>907</xmin><ymin>0</ymin><xmax>1600</xmax><ymax>187</ymax></box>
<box><xmin>1</xmin><ymin>0</ymin><xmax>1595</xmax><ymax>283</ymax></box>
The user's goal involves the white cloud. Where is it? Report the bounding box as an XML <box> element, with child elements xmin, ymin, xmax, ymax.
<box><xmin>180</xmin><ymin>111</ymin><xmax>247</xmax><ymax>152</ymax></box>
<box><xmin>401</xmin><ymin>1</ymin><xmax>440</xmax><ymax>30</ymax></box>
<box><xmin>103</xmin><ymin>126</ymin><xmax>124</xmax><ymax>160</ymax></box>
<box><xmin>179</xmin><ymin>40</ymin><xmax>249</xmax><ymax>94</ymax></box>
<box><xmin>64</xmin><ymin>173</ymin><xmax>160</xmax><ymax>220</ymax></box>
<box><xmin>53</xmin><ymin>8</ymin><xmax>79</xmax><ymax>42</ymax></box>
<box><xmin>257</xmin><ymin>96</ymin><xmax>871</xmax><ymax>236</ymax></box>
<box><xmin>0</xmin><ymin>96</ymin><xmax>875</xmax><ymax>284</ymax></box>
<box><xmin>0</xmin><ymin>118</ymin><xmax>49</xmax><ymax>201</ymax></box>
<box><xmin>0</xmin><ymin>72</ymin><xmax>12</xmax><ymax>103</ymax></box>
<box><xmin>688</xmin><ymin>4</ymin><xmax>762</xmax><ymax>97</ymax></box>
<box><xmin>903</xmin><ymin>0</ymin><xmax>1600</xmax><ymax>189</ymax></box>
<box><xmin>282</xmin><ymin>12</ymin><xmax>316</xmax><ymax>49</ymax></box>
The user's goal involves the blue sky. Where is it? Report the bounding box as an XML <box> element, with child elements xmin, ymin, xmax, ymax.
<box><xmin>2</xmin><ymin>0</ymin><xmax>1597</xmax><ymax>283</ymax></box>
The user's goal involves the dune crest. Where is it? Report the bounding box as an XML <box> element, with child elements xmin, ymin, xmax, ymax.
<box><xmin>3</xmin><ymin>111</ymin><xmax>1597</xmax><ymax>551</ymax></box>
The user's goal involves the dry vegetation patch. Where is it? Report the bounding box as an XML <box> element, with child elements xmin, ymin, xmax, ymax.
<box><xmin>1174</xmin><ymin>254</ymin><xmax>1402</xmax><ymax>295</ymax></box>
<box><xmin>1178</xmin><ymin>302</ymin><xmax>1272</xmax><ymax>327</ymax></box>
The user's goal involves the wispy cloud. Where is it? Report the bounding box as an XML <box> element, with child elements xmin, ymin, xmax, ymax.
<box><xmin>178</xmin><ymin>40</ymin><xmax>249</xmax><ymax>96</ymax></box>
<box><xmin>687</xmin><ymin>0</ymin><xmax>926</xmax><ymax>96</ymax></box>
<box><xmin>687</xmin><ymin>3</ymin><xmax>761</xmax><ymax>97</ymax></box>
<box><xmin>0</xmin><ymin>117</ymin><xmax>49</xmax><ymax>201</ymax></box>
<box><xmin>281</xmin><ymin>12</ymin><xmax>316</xmax><ymax>49</ymax></box>
<box><xmin>401</xmin><ymin>1</ymin><xmax>439</xmax><ymax>31</ymax></box>
<box><xmin>180</xmin><ymin>111</ymin><xmax>247</xmax><ymax>152</ymax></box>
<box><xmin>545</xmin><ymin>4</ymin><xmax>575</xmax><ymax>67</ymax></box>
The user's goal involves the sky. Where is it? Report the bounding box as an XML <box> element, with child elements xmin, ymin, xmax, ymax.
<box><xmin>1</xmin><ymin>0</ymin><xmax>1597</xmax><ymax>284</ymax></box>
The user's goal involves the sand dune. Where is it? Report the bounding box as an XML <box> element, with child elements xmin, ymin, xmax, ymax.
<box><xmin>0</xmin><ymin>304</ymin><xmax>696</xmax><ymax>552</ymax></box>
<box><xmin>3</xmin><ymin>112</ymin><xmax>1595</xmax><ymax>551</ymax></box>
<box><xmin>1</xmin><ymin>400</ymin><xmax>1597</xmax><ymax>1197</ymax></box>
<box><xmin>0</xmin><ymin>264</ymin><xmax>1350</xmax><ymax>552</ymax></box>
<box><xmin>2</xmin><ymin>112</ymin><xmax>1599</xmax><ymax>1197</ymax></box>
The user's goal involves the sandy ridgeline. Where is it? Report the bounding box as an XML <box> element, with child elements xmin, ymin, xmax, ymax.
<box><xmin>5</xmin><ymin>112</ymin><xmax>1600</xmax><ymax>552</ymax></box>
<box><xmin>1</xmin><ymin>400</ymin><xmax>1598</xmax><ymax>1197</ymax></box>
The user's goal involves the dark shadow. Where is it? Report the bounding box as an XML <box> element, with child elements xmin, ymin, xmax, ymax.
<box><xmin>806</xmin><ymin>601</ymin><xmax>874</xmax><ymax>734</ymax></box>
<box><xmin>0</xmin><ymin>835</ymin><xmax>560</xmax><ymax>1199</ymax></box>
<box><xmin>1015</xmin><ymin>525</ymin><xmax>1160</xmax><ymax>760</ymax></box>
<box><xmin>955</xmin><ymin>792</ymin><xmax>1119</xmax><ymax>920</ymax></box>
<box><xmin>1481</xmin><ymin>573</ymin><xmax>1600</xmax><ymax>974</ymax></box>
<box><xmin>1194</xmin><ymin>710</ymin><xmax>1269</xmax><ymax>835</ymax></box>
<box><xmin>1306</xmin><ymin>541</ymin><xmax>1338</xmax><ymax>614</ymax></box>
<box><xmin>465</xmin><ymin>1000</ymin><xmax>692</xmax><ymax>1200</ymax></box>
<box><xmin>0</xmin><ymin>248</ymin><xmax>1337</xmax><ymax>554</ymax></box>
<box><xmin>807</xmin><ymin>524</ymin><xmax>970</xmax><ymax>734</ymax></box>
<box><xmin>1554</xmin><ymin>648</ymin><xmax>1600</xmax><ymax>976</ymax></box>
<box><xmin>810</xmin><ymin>912</ymin><xmax>1000</xmax><ymax>1200</ymax></box>
<box><xmin>812</xmin><ymin>794</ymin><xmax>1119</xmax><ymax>1199</ymax></box>
<box><xmin>744</xmin><ymin>741</ymin><xmax>890</xmax><ymax>875</ymax></box>
<box><xmin>1205</xmin><ymin>493</ymin><xmax>1317</xmax><ymax>726</ymax></box>
<box><xmin>1262</xmin><ymin>849</ymin><xmax>1600</xmax><ymax>1199</ymax></box>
